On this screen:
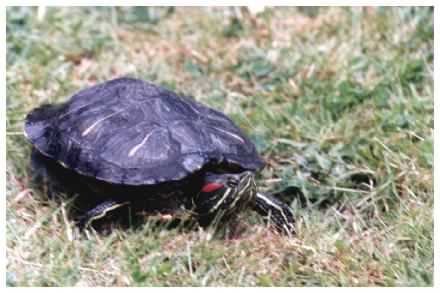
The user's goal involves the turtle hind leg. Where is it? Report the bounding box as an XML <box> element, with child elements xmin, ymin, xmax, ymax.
<box><xmin>78</xmin><ymin>198</ymin><xmax>130</xmax><ymax>230</ymax></box>
<box><xmin>253</xmin><ymin>192</ymin><xmax>296</xmax><ymax>235</ymax></box>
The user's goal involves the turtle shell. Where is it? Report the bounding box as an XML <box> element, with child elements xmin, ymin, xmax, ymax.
<box><xmin>24</xmin><ymin>77</ymin><xmax>265</xmax><ymax>185</ymax></box>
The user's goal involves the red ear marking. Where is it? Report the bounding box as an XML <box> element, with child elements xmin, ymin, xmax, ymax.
<box><xmin>201</xmin><ymin>182</ymin><xmax>224</xmax><ymax>193</ymax></box>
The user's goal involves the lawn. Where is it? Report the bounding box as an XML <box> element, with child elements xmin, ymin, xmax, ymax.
<box><xmin>6</xmin><ymin>6</ymin><xmax>433</xmax><ymax>286</ymax></box>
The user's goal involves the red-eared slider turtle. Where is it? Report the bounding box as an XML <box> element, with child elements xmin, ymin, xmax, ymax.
<box><xmin>24</xmin><ymin>77</ymin><xmax>295</xmax><ymax>234</ymax></box>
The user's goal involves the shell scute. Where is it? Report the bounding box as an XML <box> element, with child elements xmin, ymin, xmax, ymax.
<box><xmin>24</xmin><ymin>77</ymin><xmax>264</xmax><ymax>185</ymax></box>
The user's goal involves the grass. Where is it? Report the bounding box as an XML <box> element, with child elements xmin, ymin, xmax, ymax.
<box><xmin>6</xmin><ymin>7</ymin><xmax>433</xmax><ymax>286</ymax></box>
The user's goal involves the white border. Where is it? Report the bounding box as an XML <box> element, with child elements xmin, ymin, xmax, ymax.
<box><xmin>2</xmin><ymin>1</ymin><xmax>438</xmax><ymax>290</ymax></box>
<box><xmin>1</xmin><ymin>3</ymin><xmax>6</xmax><ymax>291</ymax></box>
<box><xmin>433</xmin><ymin>4</ymin><xmax>439</xmax><ymax>290</ymax></box>
<box><xmin>1</xmin><ymin>0</ymin><xmax>438</xmax><ymax>7</ymax></box>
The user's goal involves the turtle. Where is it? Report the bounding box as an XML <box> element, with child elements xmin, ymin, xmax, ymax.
<box><xmin>24</xmin><ymin>77</ymin><xmax>295</xmax><ymax>234</ymax></box>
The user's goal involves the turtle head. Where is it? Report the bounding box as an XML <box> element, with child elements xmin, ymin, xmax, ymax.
<box><xmin>195</xmin><ymin>171</ymin><xmax>296</xmax><ymax>235</ymax></box>
<box><xmin>195</xmin><ymin>171</ymin><xmax>257</xmax><ymax>225</ymax></box>
<box><xmin>201</xmin><ymin>171</ymin><xmax>255</xmax><ymax>196</ymax></box>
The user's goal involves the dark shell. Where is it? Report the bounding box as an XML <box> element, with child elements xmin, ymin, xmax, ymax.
<box><xmin>24</xmin><ymin>77</ymin><xmax>265</xmax><ymax>185</ymax></box>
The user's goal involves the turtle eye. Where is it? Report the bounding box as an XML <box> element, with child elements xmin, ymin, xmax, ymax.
<box><xmin>201</xmin><ymin>182</ymin><xmax>224</xmax><ymax>193</ymax></box>
<box><xmin>227</xmin><ymin>177</ymin><xmax>239</xmax><ymax>187</ymax></box>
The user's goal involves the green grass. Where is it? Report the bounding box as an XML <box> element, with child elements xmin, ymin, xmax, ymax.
<box><xmin>6</xmin><ymin>7</ymin><xmax>433</xmax><ymax>286</ymax></box>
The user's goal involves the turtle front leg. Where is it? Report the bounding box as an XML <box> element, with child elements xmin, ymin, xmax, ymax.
<box><xmin>253</xmin><ymin>192</ymin><xmax>296</xmax><ymax>235</ymax></box>
<box><xmin>78</xmin><ymin>198</ymin><xmax>130</xmax><ymax>230</ymax></box>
